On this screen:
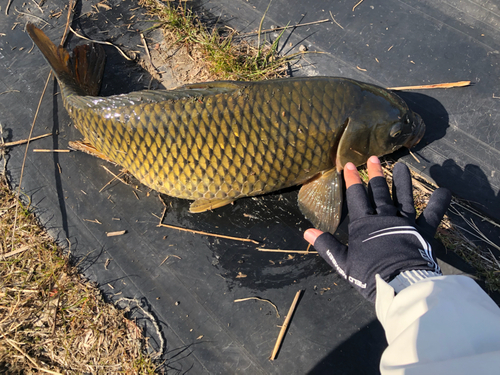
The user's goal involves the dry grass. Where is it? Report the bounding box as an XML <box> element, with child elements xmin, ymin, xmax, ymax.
<box><xmin>0</xmin><ymin>176</ymin><xmax>158</xmax><ymax>374</ymax></box>
<box><xmin>139</xmin><ymin>0</ymin><xmax>302</xmax><ymax>82</ymax></box>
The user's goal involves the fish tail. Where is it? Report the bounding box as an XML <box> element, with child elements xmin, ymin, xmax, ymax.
<box><xmin>26</xmin><ymin>23</ymin><xmax>105</xmax><ymax>98</ymax></box>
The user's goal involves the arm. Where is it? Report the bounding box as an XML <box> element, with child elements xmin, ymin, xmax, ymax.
<box><xmin>376</xmin><ymin>274</ymin><xmax>500</xmax><ymax>375</ymax></box>
<box><xmin>305</xmin><ymin>156</ymin><xmax>500</xmax><ymax>374</ymax></box>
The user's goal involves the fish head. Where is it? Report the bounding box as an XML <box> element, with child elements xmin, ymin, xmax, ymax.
<box><xmin>335</xmin><ymin>88</ymin><xmax>425</xmax><ymax>171</ymax></box>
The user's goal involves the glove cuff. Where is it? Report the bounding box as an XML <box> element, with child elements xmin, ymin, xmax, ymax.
<box><xmin>388</xmin><ymin>269</ymin><xmax>442</xmax><ymax>293</ymax></box>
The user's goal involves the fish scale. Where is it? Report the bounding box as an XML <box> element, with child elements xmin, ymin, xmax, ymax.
<box><xmin>69</xmin><ymin>79</ymin><xmax>343</xmax><ymax>202</ymax></box>
<box><xmin>27</xmin><ymin>23</ymin><xmax>425</xmax><ymax>232</ymax></box>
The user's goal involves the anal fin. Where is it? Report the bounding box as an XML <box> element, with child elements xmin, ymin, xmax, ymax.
<box><xmin>68</xmin><ymin>140</ymin><xmax>115</xmax><ymax>164</ymax></box>
<box><xmin>298</xmin><ymin>169</ymin><xmax>343</xmax><ymax>234</ymax></box>
<box><xmin>189</xmin><ymin>198</ymin><xmax>235</xmax><ymax>213</ymax></box>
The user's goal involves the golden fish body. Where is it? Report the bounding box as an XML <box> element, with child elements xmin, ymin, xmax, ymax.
<box><xmin>27</xmin><ymin>24</ymin><xmax>425</xmax><ymax>233</ymax></box>
<box><xmin>68</xmin><ymin>79</ymin><xmax>354</xmax><ymax>208</ymax></box>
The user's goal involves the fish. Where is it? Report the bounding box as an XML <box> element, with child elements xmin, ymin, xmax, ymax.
<box><xmin>27</xmin><ymin>23</ymin><xmax>425</xmax><ymax>233</ymax></box>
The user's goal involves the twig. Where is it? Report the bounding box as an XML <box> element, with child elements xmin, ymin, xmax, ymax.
<box><xmin>50</xmin><ymin>296</ymin><xmax>60</xmax><ymax>335</ymax></box>
<box><xmin>106</xmin><ymin>230</ymin><xmax>127</xmax><ymax>237</ymax></box>
<box><xmin>0</xmin><ymin>124</ymin><xmax>6</xmax><ymax>177</ymax></box>
<box><xmin>60</xmin><ymin>0</ymin><xmax>76</xmax><ymax>46</ymax></box>
<box><xmin>158</xmin><ymin>206</ymin><xmax>167</xmax><ymax>224</ymax></box>
<box><xmin>159</xmin><ymin>255</ymin><xmax>170</xmax><ymax>266</ymax></box>
<box><xmin>1</xmin><ymin>133</ymin><xmax>52</xmax><ymax>148</ymax></box>
<box><xmin>270</xmin><ymin>290</ymin><xmax>302</xmax><ymax>360</ymax></box>
<box><xmin>31</xmin><ymin>0</ymin><xmax>44</xmax><ymax>14</ymax></box>
<box><xmin>6</xmin><ymin>0</ymin><xmax>13</xmax><ymax>15</ymax></box>
<box><xmin>450</xmin><ymin>199</ymin><xmax>500</xmax><ymax>229</ymax></box>
<box><xmin>329</xmin><ymin>11</ymin><xmax>344</xmax><ymax>29</ymax></box>
<box><xmin>140</xmin><ymin>33</ymin><xmax>158</xmax><ymax>73</ymax></box>
<box><xmin>33</xmin><ymin>149</ymin><xmax>70</xmax><ymax>153</ymax></box>
<box><xmin>449</xmin><ymin>205</ymin><xmax>500</xmax><ymax>252</ymax></box>
<box><xmin>241</xmin><ymin>19</ymin><xmax>330</xmax><ymax>37</ymax></box>
<box><xmin>11</xmin><ymin>0</ymin><xmax>75</xmax><ymax>252</ymax></box>
<box><xmin>352</xmin><ymin>0</ymin><xmax>364</xmax><ymax>12</ymax></box>
<box><xmin>1</xmin><ymin>245</ymin><xmax>30</xmax><ymax>259</ymax></box>
<box><xmin>0</xmin><ymin>89</ymin><xmax>20</xmax><ymax>95</ymax></box>
<box><xmin>3</xmin><ymin>334</ymin><xmax>62</xmax><ymax>374</ymax></box>
<box><xmin>11</xmin><ymin>72</ymin><xmax>52</xmax><ymax>251</ymax></box>
<box><xmin>387</xmin><ymin>81</ymin><xmax>471</xmax><ymax>90</ymax></box>
<box><xmin>83</xmin><ymin>218</ymin><xmax>102</xmax><ymax>224</ymax></box>
<box><xmin>234</xmin><ymin>297</ymin><xmax>280</xmax><ymax>318</ymax></box>
<box><xmin>15</xmin><ymin>8</ymin><xmax>49</xmax><ymax>25</ymax></box>
<box><xmin>408</xmin><ymin>150</ymin><xmax>420</xmax><ymax>163</ymax></box>
<box><xmin>257</xmin><ymin>248</ymin><xmax>317</xmax><ymax>254</ymax></box>
<box><xmin>158</xmin><ymin>223</ymin><xmax>259</xmax><ymax>244</ymax></box>
<box><xmin>100</xmin><ymin>165</ymin><xmax>130</xmax><ymax>192</ymax></box>
<box><xmin>70</xmin><ymin>27</ymin><xmax>133</xmax><ymax>60</ymax></box>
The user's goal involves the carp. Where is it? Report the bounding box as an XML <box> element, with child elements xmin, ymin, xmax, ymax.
<box><xmin>27</xmin><ymin>23</ymin><xmax>425</xmax><ymax>233</ymax></box>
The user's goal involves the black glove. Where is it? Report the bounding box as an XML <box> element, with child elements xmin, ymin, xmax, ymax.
<box><xmin>313</xmin><ymin>162</ymin><xmax>451</xmax><ymax>302</ymax></box>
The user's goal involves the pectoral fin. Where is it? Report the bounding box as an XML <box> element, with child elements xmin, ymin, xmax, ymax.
<box><xmin>189</xmin><ymin>198</ymin><xmax>235</xmax><ymax>213</ymax></box>
<box><xmin>298</xmin><ymin>169</ymin><xmax>343</xmax><ymax>234</ymax></box>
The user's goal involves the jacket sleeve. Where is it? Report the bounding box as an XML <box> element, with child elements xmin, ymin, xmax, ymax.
<box><xmin>375</xmin><ymin>274</ymin><xmax>500</xmax><ymax>375</ymax></box>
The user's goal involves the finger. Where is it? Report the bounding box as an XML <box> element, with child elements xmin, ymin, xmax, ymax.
<box><xmin>304</xmin><ymin>228</ymin><xmax>324</xmax><ymax>245</ymax></box>
<box><xmin>368</xmin><ymin>177</ymin><xmax>397</xmax><ymax>216</ymax></box>
<box><xmin>346</xmin><ymin>183</ymin><xmax>374</xmax><ymax>220</ymax></box>
<box><xmin>343</xmin><ymin>162</ymin><xmax>362</xmax><ymax>189</ymax></box>
<box><xmin>366</xmin><ymin>156</ymin><xmax>396</xmax><ymax>215</ymax></box>
<box><xmin>392</xmin><ymin>163</ymin><xmax>416</xmax><ymax>221</ymax></box>
<box><xmin>367</xmin><ymin>156</ymin><xmax>384</xmax><ymax>180</ymax></box>
<box><xmin>416</xmin><ymin>188</ymin><xmax>451</xmax><ymax>235</ymax></box>
<box><xmin>343</xmin><ymin>161</ymin><xmax>374</xmax><ymax>220</ymax></box>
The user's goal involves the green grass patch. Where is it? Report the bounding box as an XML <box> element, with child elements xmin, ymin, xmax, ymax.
<box><xmin>140</xmin><ymin>0</ymin><xmax>301</xmax><ymax>81</ymax></box>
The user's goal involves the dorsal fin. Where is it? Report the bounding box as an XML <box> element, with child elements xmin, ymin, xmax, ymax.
<box><xmin>68</xmin><ymin>82</ymin><xmax>247</xmax><ymax>111</ymax></box>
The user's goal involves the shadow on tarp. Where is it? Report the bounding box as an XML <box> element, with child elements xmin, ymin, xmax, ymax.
<box><xmin>307</xmin><ymin>319</ymin><xmax>386</xmax><ymax>375</ymax></box>
<box><xmin>395</xmin><ymin>91</ymin><xmax>449</xmax><ymax>153</ymax></box>
<box><xmin>430</xmin><ymin>161</ymin><xmax>500</xmax><ymax>222</ymax></box>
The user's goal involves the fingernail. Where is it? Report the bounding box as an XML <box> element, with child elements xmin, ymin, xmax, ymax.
<box><xmin>345</xmin><ymin>162</ymin><xmax>356</xmax><ymax>170</ymax></box>
<box><xmin>368</xmin><ymin>155</ymin><xmax>380</xmax><ymax>164</ymax></box>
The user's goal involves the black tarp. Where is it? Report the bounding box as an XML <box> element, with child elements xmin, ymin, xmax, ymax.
<box><xmin>1</xmin><ymin>0</ymin><xmax>499</xmax><ymax>373</ymax></box>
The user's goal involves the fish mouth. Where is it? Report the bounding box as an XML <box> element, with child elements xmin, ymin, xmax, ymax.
<box><xmin>403</xmin><ymin>113</ymin><xmax>426</xmax><ymax>148</ymax></box>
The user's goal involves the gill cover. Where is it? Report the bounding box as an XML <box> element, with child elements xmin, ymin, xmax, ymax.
<box><xmin>335</xmin><ymin>86</ymin><xmax>425</xmax><ymax>171</ymax></box>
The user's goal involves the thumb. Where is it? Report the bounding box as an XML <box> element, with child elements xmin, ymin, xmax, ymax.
<box><xmin>304</xmin><ymin>228</ymin><xmax>324</xmax><ymax>245</ymax></box>
<box><xmin>308</xmin><ymin>231</ymin><xmax>348</xmax><ymax>272</ymax></box>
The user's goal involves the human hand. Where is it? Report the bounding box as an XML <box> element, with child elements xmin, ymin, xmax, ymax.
<box><xmin>305</xmin><ymin>156</ymin><xmax>451</xmax><ymax>302</ymax></box>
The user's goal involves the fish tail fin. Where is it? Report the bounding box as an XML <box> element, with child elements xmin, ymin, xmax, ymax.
<box><xmin>26</xmin><ymin>23</ymin><xmax>105</xmax><ymax>98</ymax></box>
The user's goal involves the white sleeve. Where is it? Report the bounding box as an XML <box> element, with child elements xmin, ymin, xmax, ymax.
<box><xmin>375</xmin><ymin>273</ymin><xmax>500</xmax><ymax>375</ymax></box>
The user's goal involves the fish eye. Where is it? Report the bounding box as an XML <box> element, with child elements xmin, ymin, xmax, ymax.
<box><xmin>390</xmin><ymin>124</ymin><xmax>402</xmax><ymax>138</ymax></box>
